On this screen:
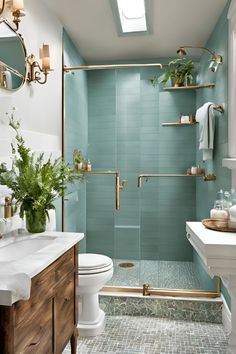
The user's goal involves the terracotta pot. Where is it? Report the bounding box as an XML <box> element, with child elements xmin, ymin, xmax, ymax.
<box><xmin>172</xmin><ymin>77</ymin><xmax>184</xmax><ymax>87</ymax></box>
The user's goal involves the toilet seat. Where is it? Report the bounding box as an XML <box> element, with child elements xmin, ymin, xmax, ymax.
<box><xmin>79</xmin><ymin>253</ymin><xmax>113</xmax><ymax>275</ymax></box>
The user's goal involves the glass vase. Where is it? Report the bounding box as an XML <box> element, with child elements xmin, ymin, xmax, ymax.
<box><xmin>25</xmin><ymin>209</ymin><xmax>47</xmax><ymax>233</ymax></box>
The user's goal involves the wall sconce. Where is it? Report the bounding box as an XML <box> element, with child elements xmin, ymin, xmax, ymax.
<box><xmin>177</xmin><ymin>46</ymin><xmax>223</xmax><ymax>72</ymax></box>
<box><xmin>0</xmin><ymin>0</ymin><xmax>25</xmax><ymax>31</ymax></box>
<box><xmin>27</xmin><ymin>44</ymin><xmax>52</xmax><ymax>85</ymax></box>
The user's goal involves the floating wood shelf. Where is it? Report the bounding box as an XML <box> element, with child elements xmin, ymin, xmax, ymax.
<box><xmin>161</xmin><ymin>122</ymin><xmax>198</xmax><ymax>126</ymax></box>
<box><xmin>164</xmin><ymin>84</ymin><xmax>215</xmax><ymax>90</ymax></box>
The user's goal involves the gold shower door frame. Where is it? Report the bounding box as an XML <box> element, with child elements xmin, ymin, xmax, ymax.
<box><xmin>62</xmin><ymin>61</ymin><xmax>221</xmax><ymax>299</ymax></box>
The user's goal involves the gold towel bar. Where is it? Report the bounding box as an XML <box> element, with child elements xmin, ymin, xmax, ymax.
<box><xmin>137</xmin><ymin>173</ymin><xmax>216</xmax><ymax>188</ymax></box>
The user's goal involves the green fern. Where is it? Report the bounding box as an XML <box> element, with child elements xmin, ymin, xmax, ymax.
<box><xmin>0</xmin><ymin>113</ymin><xmax>83</xmax><ymax>220</ymax></box>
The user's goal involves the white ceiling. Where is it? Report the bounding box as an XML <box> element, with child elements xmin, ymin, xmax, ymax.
<box><xmin>44</xmin><ymin>0</ymin><xmax>228</xmax><ymax>63</ymax></box>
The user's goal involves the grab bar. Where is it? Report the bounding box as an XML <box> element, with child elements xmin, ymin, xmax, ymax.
<box><xmin>82</xmin><ymin>170</ymin><xmax>126</xmax><ymax>210</ymax></box>
<box><xmin>137</xmin><ymin>173</ymin><xmax>216</xmax><ymax>188</ymax></box>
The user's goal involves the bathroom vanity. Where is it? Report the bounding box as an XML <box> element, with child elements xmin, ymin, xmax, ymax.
<box><xmin>0</xmin><ymin>231</ymin><xmax>84</xmax><ymax>354</ymax></box>
<box><xmin>186</xmin><ymin>222</ymin><xmax>236</xmax><ymax>354</ymax></box>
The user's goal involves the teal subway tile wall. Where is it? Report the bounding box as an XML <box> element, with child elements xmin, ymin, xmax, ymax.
<box><xmin>195</xmin><ymin>2</ymin><xmax>231</xmax><ymax>305</ymax></box>
<box><xmin>63</xmin><ymin>31</ymin><xmax>88</xmax><ymax>252</ymax></box>
<box><xmin>86</xmin><ymin>65</ymin><xmax>197</xmax><ymax>262</ymax></box>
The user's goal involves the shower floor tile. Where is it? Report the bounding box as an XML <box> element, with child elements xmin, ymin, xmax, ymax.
<box><xmin>107</xmin><ymin>259</ymin><xmax>201</xmax><ymax>289</ymax></box>
<box><xmin>63</xmin><ymin>316</ymin><xmax>228</xmax><ymax>354</ymax></box>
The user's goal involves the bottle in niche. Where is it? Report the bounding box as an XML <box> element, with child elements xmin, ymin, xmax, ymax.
<box><xmin>87</xmin><ymin>160</ymin><xmax>92</xmax><ymax>171</ymax></box>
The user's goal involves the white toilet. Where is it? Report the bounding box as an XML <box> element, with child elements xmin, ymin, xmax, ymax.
<box><xmin>78</xmin><ymin>253</ymin><xmax>113</xmax><ymax>337</ymax></box>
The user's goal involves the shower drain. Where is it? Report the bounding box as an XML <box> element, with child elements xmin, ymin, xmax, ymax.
<box><xmin>119</xmin><ymin>262</ymin><xmax>134</xmax><ymax>268</ymax></box>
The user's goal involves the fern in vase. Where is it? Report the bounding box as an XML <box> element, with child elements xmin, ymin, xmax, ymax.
<box><xmin>0</xmin><ymin>112</ymin><xmax>83</xmax><ymax>233</ymax></box>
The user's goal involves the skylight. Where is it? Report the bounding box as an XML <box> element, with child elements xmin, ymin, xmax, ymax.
<box><xmin>117</xmin><ymin>0</ymin><xmax>147</xmax><ymax>33</ymax></box>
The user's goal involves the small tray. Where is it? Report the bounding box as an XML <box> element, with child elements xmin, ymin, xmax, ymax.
<box><xmin>202</xmin><ymin>218</ymin><xmax>236</xmax><ymax>232</ymax></box>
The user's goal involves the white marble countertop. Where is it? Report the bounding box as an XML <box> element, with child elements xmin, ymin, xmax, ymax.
<box><xmin>186</xmin><ymin>222</ymin><xmax>236</xmax><ymax>259</ymax></box>
<box><xmin>0</xmin><ymin>231</ymin><xmax>84</xmax><ymax>306</ymax></box>
<box><xmin>186</xmin><ymin>221</ymin><xmax>236</xmax><ymax>279</ymax></box>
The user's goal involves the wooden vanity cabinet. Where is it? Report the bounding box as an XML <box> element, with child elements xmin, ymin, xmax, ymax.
<box><xmin>0</xmin><ymin>244</ymin><xmax>78</xmax><ymax>354</ymax></box>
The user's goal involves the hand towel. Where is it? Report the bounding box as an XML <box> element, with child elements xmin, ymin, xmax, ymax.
<box><xmin>196</xmin><ymin>102</ymin><xmax>215</xmax><ymax>161</ymax></box>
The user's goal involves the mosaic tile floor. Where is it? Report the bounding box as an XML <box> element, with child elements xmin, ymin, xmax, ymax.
<box><xmin>63</xmin><ymin>316</ymin><xmax>228</xmax><ymax>354</ymax></box>
<box><xmin>107</xmin><ymin>259</ymin><xmax>201</xmax><ymax>289</ymax></box>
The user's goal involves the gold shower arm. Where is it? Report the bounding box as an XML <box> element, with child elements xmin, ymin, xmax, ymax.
<box><xmin>82</xmin><ymin>170</ymin><xmax>125</xmax><ymax>210</ymax></box>
<box><xmin>64</xmin><ymin>63</ymin><xmax>163</xmax><ymax>72</ymax></box>
<box><xmin>137</xmin><ymin>173</ymin><xmax>216</xmax><ymax>188</ymax></box>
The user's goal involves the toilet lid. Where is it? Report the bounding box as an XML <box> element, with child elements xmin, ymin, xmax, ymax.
<box><xmin>79</xmin><ymin>253</ymin><xmax>113</xmax><ymax>272</ymax></box>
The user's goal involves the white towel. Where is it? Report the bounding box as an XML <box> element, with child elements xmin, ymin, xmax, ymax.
<box><xmin>196</xmin><ymin>102</ymin><xmax>215</xmax><ymax>161</ymax></box>
<box><xmin>0</xmin><ymin>273</ymin><xmax>31</xmax><ymax>300</ymax></box>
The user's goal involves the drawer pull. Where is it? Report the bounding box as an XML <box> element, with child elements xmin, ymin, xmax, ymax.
<box><xmin>28</xmin><ymin>342</ymin><xmax>39</xmax><ymax>347</ymax></box>
<box><xmin>64</xmin><ymin>297</ymin><xmax>71</xmax><ymax>302</ymax></box>
<box><xmin>35</xmin><ymin>280</ymin><xmax>45</xmax><ymax>286</ymax></box>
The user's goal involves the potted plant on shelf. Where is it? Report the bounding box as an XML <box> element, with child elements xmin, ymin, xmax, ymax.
<box><xmin>149</xmin><ymin>58</ymin><xmax>195</xmax><ymax>87</ymax></box>
<box><xmin>73</xmin><ymin>149</ymin><xmax>84</xmax><ymax>170</ymax></box>
<box><xmin>0</xmin><ymin>113</ymin><xmax>83</xmax><ymax>233</ymax></box>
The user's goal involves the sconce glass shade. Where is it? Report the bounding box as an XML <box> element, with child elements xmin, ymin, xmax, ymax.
<box><xmin>12</xmin><ymin>0</ymin><xmax>24</xmax><ymax>11</ymax></box>
<box><xmin>209</xmin><ymin>60</ymin><xmax>220</xmax><ymax>72</ymax></box>
<box><xmin>40</xmin><ymin>43</ymin><xmax>51</xmax><ymax>71</ymax></box>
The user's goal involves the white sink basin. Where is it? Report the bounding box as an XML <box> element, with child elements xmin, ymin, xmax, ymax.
<box><xmin>0</xmin><ymin>236</ymin><xmax>56</xmax><ymax>262</ymax></box>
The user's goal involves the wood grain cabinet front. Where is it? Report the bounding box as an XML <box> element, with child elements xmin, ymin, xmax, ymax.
<box><xmin>0</xmin><ymin>244</ymin><xmax>78</xmax><ymax>354</ymax></box>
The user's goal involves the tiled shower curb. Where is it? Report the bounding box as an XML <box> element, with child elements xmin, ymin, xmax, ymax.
<box><xmin>100</xmin><ymin>294</ymin><xmax>223</xmax><ymax>324</ymax></box>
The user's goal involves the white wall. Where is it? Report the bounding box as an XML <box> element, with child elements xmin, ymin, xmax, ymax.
<box><xmin>0</xmin><ymin>0</ymin><xmax>63</xmax><ymax>150</ymax></box>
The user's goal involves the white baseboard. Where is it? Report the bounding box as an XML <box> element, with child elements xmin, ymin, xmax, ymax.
<box><xmin>222</xmin><ymin>294</ymin><xmax>231</xmax><ymax>334</ymax></box>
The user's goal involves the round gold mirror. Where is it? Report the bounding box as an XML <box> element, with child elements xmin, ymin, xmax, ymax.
<box><xmin>0</xmin><ymin>0</ymin><xmax>5</xmax><ymax>15</ymax></box>
<box><xmin>0</xmin><ymin>19</ymin><xmax>26</xmax><ymax>91</ymax></box>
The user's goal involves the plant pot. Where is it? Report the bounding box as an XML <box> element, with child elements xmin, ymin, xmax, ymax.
<box><xmin>25</xmin><ymin>209</ymin><xmax>47</xmax><ymax>233</ymax></box>
<box><xmin>75</xmin><ymin>162</ymin><xmax>83</xmax><ymax>170</ymax></box>
<box><xmin>172</xmin><ymin>78</ymin><xmax>184</xmax><ymax>87</ymax></box>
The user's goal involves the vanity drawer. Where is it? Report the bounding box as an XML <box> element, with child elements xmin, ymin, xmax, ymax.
<box><xmin>14</xmin><ymin>298</ymin><xmax>53</xmax><ymax>354</ymax></box>
<box><xmin>54</xmin><ymin>247</ymin><xmax>75</xmax><ymax>283</ymax></box>
<box><xmin>56</xmin><ymin>271</ymin><xmax>75</xmax><ymax>353</ymax></box>
<box><xmin>15</xmin><ymin>247</ymin><xmax>75</xmax><ymax>326</ymax></box>
<box><xmin>14</xmin><ymin>266</ymin><xmax>55</xmax><ymax>327</ymax></box>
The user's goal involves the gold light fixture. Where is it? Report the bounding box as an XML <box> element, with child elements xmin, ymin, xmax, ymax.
<box><xmin>11</xmin><ymin>0</ymin><xmax>25</xmax><ymax>31</ymax></box>
<box><xmin>27</xmin><ymin>44</ymin><xmax>52</xmax><ymax>85</ymax></box>
<box><xmin>0</xmin><ymin>0</ymin><xmax>25</xmax><ymax>31</ymax></box>
<box><xmin>177</xmin><ymin>45</ymin><xmax>223</xmax><ymax>72</ymax></box>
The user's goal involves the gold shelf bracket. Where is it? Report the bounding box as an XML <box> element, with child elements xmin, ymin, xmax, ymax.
<box><xmin>203</xmin><ymin>174</ymin><xmax>217</xmax><ymax>182</ymax></box>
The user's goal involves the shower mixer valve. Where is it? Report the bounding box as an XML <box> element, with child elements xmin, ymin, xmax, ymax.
<box><xmin>119</xmin><ymin>180</ymin><xmax>127</xmax><ymax>190</ymax></box>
